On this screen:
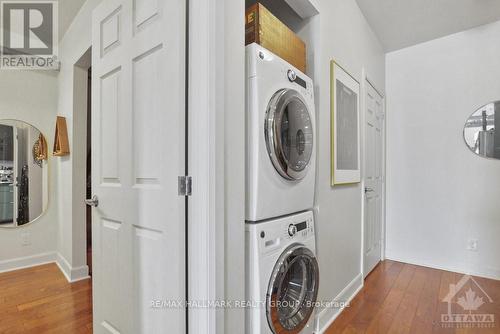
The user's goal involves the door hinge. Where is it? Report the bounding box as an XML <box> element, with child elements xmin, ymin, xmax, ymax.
<box><xmin>178</xmin><ymin>176</ymin><xmax>192</xmax><ymax>196</ymax></box>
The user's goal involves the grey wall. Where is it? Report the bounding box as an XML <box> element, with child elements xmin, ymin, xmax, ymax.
<box><xmin>295</xmin><ymin>0</ymin><xmax>385</xmax><ymax>330</ymax></box>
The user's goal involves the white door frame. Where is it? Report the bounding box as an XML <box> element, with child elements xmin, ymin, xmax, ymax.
<box><xmin>77</xmin><ymin>0</ymin><xmax>241</xmax><ymax>331</ymax></box>
<box><xmin>360</xmin><ymin>69</ymin><xmax>386</xmax><ymax>277</ymax></box>
<box><xmin>187</xmin><ymin>0</ymin><xmax>217</xmax><ymax>332</ymax></box>
<box><xmin>66</xmin><ymin>0</ymin><xmax>233</xmax><ymax>330</ymax></box>
<box><xmin>188</xmin><ymin>0</ymin><xmax>246</xmax><ymax>333</ymax></box>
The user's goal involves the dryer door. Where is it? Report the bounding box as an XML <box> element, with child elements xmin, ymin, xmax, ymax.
<box><xmin>267</xmin><ymin>244</ymin><xmax>319</xmax><ymax>334</ymax></box>
<box><xmin>265</xmin><ymin>89</ymin><xmax>314</xmax><ymax>181</ymax></box>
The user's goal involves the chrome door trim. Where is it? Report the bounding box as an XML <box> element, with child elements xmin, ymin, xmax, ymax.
<box><xmin>265</xmin><ymin>89</ymin><xmax>313</xmax><ymax>181</ymax></box>
<box><xmin>266</xmin><ymin>244</ymin><xmax>319</xmax><ymax>334</ymax></box>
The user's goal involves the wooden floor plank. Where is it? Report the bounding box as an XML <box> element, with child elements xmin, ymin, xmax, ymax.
<box><xmin>325</xmin><ymin>261</ymin><xmax>403</xmax><ymax>334</ymax></box>
<box><xmin>328</xmin><ymin>261</ymin><xmax>500</xmax><ymax>334</ymax></box>
<box><xmin>0</xmin><ymin>263</ymin><xmax>92</xmax><ymax>334</ymax></box>
<box><xmin>2</xmin><ymin>259</ymin><xmax>499</xmax><ymax>334</ymax></box>
<box><xmin>409</xmin><ymin>266</ymin><xmax>442</xmax><ymax>334</ymax></box>
<box><xmin>341</xmin><ymin>262</ymin><xmax>405</xmax><ymax>333</ymax></box>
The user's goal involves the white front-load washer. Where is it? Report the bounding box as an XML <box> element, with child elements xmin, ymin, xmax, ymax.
<box><xmin>246</xmin><ymin>43</ymin><xmax>316</xmax><ymax>222</ymax></box>
<box><xmin>246</xmin><ymin>211</ymin><xmax>319</xmax><ymax>334</ymax></box>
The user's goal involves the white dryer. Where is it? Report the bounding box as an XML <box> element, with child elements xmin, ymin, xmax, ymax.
<box><xmin>246</xmin><ymin>43</ymin><xmax>316</xmax><ymax>222</ymax></box>
<box><xmin>246</xmin><ymin>211</ymin><xmax>319</xmax><ymax>334</ymax></box>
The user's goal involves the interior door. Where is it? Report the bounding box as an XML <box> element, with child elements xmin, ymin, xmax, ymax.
<box><xmin>91</xmin><ymin>0</ymin><xmax>186</xmax><ymax>333</ymax></box>
<box><xmin>363</xmin><ymin>81</ymin><xmax>384</xmax><ymax>277</ymax></box>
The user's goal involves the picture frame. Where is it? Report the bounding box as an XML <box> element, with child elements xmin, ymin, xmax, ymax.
<box><xmin>330</xmin><ymin>60</ymin><xmax>361</xmax><ymax>185</ymax></box>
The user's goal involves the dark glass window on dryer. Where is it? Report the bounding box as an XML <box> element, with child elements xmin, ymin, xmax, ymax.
<box><xmin>266</xmin><ymin>89</ymin><xmax>313</xmax><ymax>181</ymax></box>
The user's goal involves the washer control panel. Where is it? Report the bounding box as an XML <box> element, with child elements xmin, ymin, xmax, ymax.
<box><xmin>254</xmin><ymin>211</ymin><xmax>315</xmax><ymax>254</ymax></box>
<box><xmin>286</xmin><ymin>216</ymin><xmax>314</xmax><ymax>239</ymax></box>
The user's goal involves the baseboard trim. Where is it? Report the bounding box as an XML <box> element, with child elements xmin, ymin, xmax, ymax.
<box><xmin>386</xmin><ymin>254</ymin><xmax>500</xmax><ymax>281</ymax></box>
<box><xmin>315</xmin><ymin>273</ymin><xmax>364</xmax><ymax>333</ymax></box>
<box><xmin>0</xmin><ymin>252</ymin><xmax>57</xmax><ymax>274</ymax></box>
<box><xmin>56</xmin><ymin>253</ymin><xmax>90</xmax><ymax>283</ymax></box>
<box><xmin>0</xmin><ymin>252</ymin><xmax>90</xmax><ymax>283</ymax></box>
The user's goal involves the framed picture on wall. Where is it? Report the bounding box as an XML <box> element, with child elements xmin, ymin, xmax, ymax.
<box><xmin>330</xmin><ymin>60</ymin><xmax>361</xmax><ymax>185</ymax></box>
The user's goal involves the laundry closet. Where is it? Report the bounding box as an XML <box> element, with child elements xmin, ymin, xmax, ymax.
<box><xmin>243</xmin><ymin>1</ymin><xmax>321</xmax><ymax>333</ymax></box>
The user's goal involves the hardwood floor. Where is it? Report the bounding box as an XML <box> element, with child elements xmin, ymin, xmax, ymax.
<box><xmin>1</xmin><ymin>260</ymin><xmax>499</xmax><ymax>334</ymax></box>
<box><xmin>0</xmin><ymin>263</ymin><xmax>92</xmax><ymax>334</ymax></box>
<box><xmin>326</xmin><ymin>260</ymin><xmax>500</xmax><ymax>334</ymax></box>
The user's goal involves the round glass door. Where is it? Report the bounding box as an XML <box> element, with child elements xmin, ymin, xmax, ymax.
<box><xmin>265</xmin><ymin>89</ymin><xmax>314</xmax><ymax>181</ymax></box>
<box><xmin>267</xmin><ymin>245</ymin><xmax>319</xmax><ymax>334</ymax></box>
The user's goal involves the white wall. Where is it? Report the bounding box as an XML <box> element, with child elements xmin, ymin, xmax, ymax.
<box><xmin>0</xmin><ymin>0</ymin><xmax>99</xmax><ymax>280</ymax></box>
<box><xmin>386</xmin><ymin>20</ymin><xmax>500</xmax><ymax>280</ymax></box>
<box><xmin>0</xmin><ymin>70</ymin><xmax>58</xmax><ymax>269</ymax></box>
<box><xmin>215</xmin><ymin>0</ymin><xmax>246</xmax><ymax>333</ymax></box>
<box><xmin>56</xmin><ymin>0</ymin><xmax>102</xmax><ymax>279</ymax></box>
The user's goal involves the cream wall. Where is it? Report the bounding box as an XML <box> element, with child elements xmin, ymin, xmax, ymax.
<box><xmin>0</xmin><ymin>70</ymin><xmax>59</xmax><ymax>269</ymax></box>
<box><xmin>386</xmin><ymin>20</ymin><xmax>500</xmax><ymax>280</ymax></box>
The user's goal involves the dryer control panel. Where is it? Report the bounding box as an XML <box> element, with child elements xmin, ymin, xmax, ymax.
<box><xmin>282</xmin><ymin>67</ymin><xmax>314</xmax><ymax>100</ymax></box>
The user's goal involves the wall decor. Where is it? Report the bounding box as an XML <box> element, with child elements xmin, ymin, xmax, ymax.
<box><xmin>0</xmin><ymin>120</ymin><xmax>49</xmax><ymax>228</ymax></box>
<box><xmin>53</xmin><ymin>116</ymin><xmax>70</xmax><ymax>156</ymax></box>
<box><xmin>463</xmin><ymin>101</ymin><xmax>500</xmax><ymax>160</ymax></box>
<box><xmin>330</xmin><ymin>60</ymin><xmax>361</xmax><ymax>185</ymax></box>
<box><xmin>33</xmin><ymin>133</ymin><xmax>48</xmax><ymax>166</ymax></box>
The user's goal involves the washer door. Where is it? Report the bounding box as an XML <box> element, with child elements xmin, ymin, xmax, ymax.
<box><xmin>266</xmin><ymin>244</ymin><xmax>319</xmax><ymax>334</ymax></box>
<box><xmin>265</xmin><ymin>89</ymin><xmax>314</xmax><ymax>181</ymax></box>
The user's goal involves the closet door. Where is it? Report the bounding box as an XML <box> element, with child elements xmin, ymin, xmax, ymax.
<box><xmin>364</xmin><ymin>80</ymin><xmax>384</xmax><ymax>277</ymax></box>
<box><xmin>91</xmin><ymin>0</ymin><xmax>186</xmax><ymax>332</ymax></box>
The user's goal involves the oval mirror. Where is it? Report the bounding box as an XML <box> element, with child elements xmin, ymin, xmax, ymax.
<box><xmin>464</xmin><ymin>101</ymin><xmax>500</xmax><ymax>160</ymax></box>
<box><xmin>0</xmin><ymin>120</ymin><xmax>49</xmax><ymax>228</ymax></box>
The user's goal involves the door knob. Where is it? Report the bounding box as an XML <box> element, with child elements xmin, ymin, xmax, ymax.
<box><xmin>85</xmin><ymin>195</ymin><xmax>99</xmax><ymax>207</ymax></box>
<box><xmin>365</xmin><ymin>187</ymin><xmax>374</xmax><ymax>193</ymax></box>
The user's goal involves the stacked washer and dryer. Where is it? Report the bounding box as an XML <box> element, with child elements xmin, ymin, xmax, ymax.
<box><xmin>245</xmin><ymin>43</ymin><xmax>319</xmax><ymax>334</ymax></box>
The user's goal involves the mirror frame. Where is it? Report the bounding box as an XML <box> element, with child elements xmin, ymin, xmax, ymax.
<box><xmin>463</xmin><ymin>101</ymin><xmax>500</xmax><ymax>161</ymax></box>
<box><xmin>0</xmin><ymin>119</ymin><xmax>50</xmax><ymax>229</ymax></box>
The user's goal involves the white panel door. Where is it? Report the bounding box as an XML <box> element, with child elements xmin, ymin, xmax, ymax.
<box><xmin>363</xmin><ymin>81</ymin><xmax>384</xmax><ymax>277</ymax></box>
<box><xmin>91</xmin><ymin>0</ymin><xmax>185</xmax><ymax>333</ymax></box>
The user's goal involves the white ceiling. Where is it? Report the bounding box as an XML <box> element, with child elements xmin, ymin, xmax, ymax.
<box><xmin>355</xmin><ymin>0</ymin><xmax>500</xmax><ymax>51</ymax></box>
<box><xmin>58</xmin><ymin>0</ymin><xmax>87</xmax><ymax>40</ymax></box>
